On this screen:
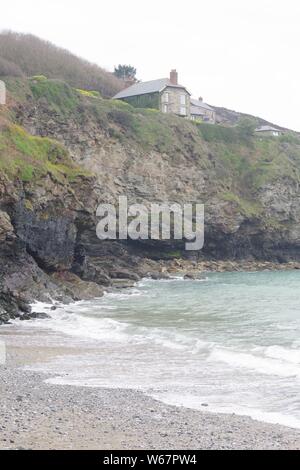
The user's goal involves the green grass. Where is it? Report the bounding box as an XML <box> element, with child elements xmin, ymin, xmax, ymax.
<box><xmin>97</xmin><ymin>99</ymin><xmax>300</xmax><ymax>193</ymax></box>
<box><xmin>76</xmin><ymin>88</ymin><xmax>101</xmax><ymax>98</ymax></box>
<box><xmin>222</xmin><ymin>192</ymin><xmax>263</xmax><ymax>218</ymax></box>
<box><xmin>3</xmin><ymin>77</ymin><xmax>300</xmax><ymax>218</ymax></box>
<box><xmin>0</xmin><ymin>124</ymin><xmax>90</xmax><ymax>183</ymax></box>
<box><xmin>3</xmin><ymin>77</ymin><xmax>32</xmax><ymax>102</ymax></box>
<box><xmin>30</xmin><ymin>75</ymin><xmax>48</xmax><ymax>82</ymax></box>
<box><xmin>83</xmin><ymin>97</ymin><xmax>181</xmax><ymax>153</ymax></box>
<box><xmin>30</xmin><ymin>78</ymin><xmax>79</xmax><ymax>117</ymax></box>
<box><xmin>196</xmin><ymin>122</ymin><xmax>240</xmax><ymax>144</ymax></box>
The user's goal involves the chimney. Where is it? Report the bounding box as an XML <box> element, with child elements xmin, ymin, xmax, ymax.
<box><xmin>198</xmin><ymin>97</ymin><xmax>203</xmax><ymax>102</ymax></box>
<box><xmin>170</xmin><ymin>69</ymin><xmax>178</xmax><ymax>85</ymax></box>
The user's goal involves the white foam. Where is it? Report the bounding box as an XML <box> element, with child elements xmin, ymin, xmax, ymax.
<box><xmin>26</xmin><ymin>307</ymin><xmax>130</xmax><ymax>343</ymax></box>
<box><xmin>264</xmin><ymin>345</ymin><xmax>300</xmax><ymax>364</ymax></box>
<box><xmin>208</xmin><ymin>347</ymin><xmax>300</xmax><ymax>377</ymax></box>
<box><xmin>153</xmin><ymin>391</ymin><xmax>300</xmax><ymax>430</ymax></box>
<box><xmin>8</xmin><ymin>272</ymin><xmax>300</xmax><ymax>433</ymax></box>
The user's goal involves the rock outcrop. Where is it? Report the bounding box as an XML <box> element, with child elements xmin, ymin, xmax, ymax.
<box><xmin>0</xmin><ymin>77</ymin><xmax>300</xmax><ymax>321</ymax></box>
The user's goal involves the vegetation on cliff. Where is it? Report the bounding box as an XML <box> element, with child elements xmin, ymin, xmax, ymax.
<box><xmin>0</xmin><ymin>31</ymin><xmax>123</xmax><ymax>97</ymax></box>
<box><xmin>0</xmin><ymin>120</ymin><xmax>89</xmax><ymax>183</ymax></box>
<box><xmin>0</xmin><ymin>68</ymin><xmax>300</xmax><ymax>322</ymax></box>
<box><xmin>3</xmin><ymin>75</ymin><xmax>300</xmax><ymax>222</ymax></box>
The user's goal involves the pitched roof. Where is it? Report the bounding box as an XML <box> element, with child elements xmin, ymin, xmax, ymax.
<box><xmin>255</xmin><ymin>125</ymin><xmax>280</xmax><ymax>132</ymax></box>
<box><xmin>113</xmin><ymin>78</ymin><xmax>190</xmax><ymax>99</ymax></box>
<box><xmin>190</xmin><ymin>98</ymin><xmax>214</xmax><ymax>111</ymax></box>
<box><xmin>190</xmin><ymin>106</ymin><xmax>205</xmax><ymax>116</ymax></box>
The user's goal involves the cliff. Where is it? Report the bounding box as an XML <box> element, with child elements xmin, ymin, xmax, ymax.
<box><xmin>0</xmin><ymin>76</ymin><xmax>300</xmax><ymax>322</ymax></box>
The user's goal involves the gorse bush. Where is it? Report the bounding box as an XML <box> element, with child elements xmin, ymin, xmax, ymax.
<box><xmin>0</xmin><ymin>31</ymin><xmax>123</xmax><ymax>97</ymax></box>
<box><xmin>76</xmin><ymin>89</ymin><xmax>101</xmax><ymax>98</ymax></box>
<box><xmin>30</xmin><ymin>75</ymin><xmax>48</xmax><ymax>82</ymax></box>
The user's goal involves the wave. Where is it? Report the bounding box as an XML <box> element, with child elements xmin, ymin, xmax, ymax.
<box><xmin>208</xmin><ymin>347</ymin><xmax>300</xmax><ymax>378</ymax></box>
<box><xmin>15</xmin><ymin>271</ymin><xmax>300</xmax><ymax>434</ymax></box>
<box><xmin>152</xmin><ymin>391</ymin><xmax>300</xmax><ymax>430</ymax></box>
<box><xmin>264</xmin><ymin>345</ymin><xmax>300</xmax><ymax>365</ymax></box>
<box><xmin>29</xmin><ymin>301</ymin><xmax>300</xmax><ymax>377</ymax></box>
<box><xmin>27</xmin><ymin>303</ymin><xmax>130</xmax><ymax>343</ymax></box>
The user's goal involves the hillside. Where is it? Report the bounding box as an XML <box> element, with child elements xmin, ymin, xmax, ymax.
<box><xmin>1</xmin><ymin>75</ymin><xmax>300</xmax><ymax>322</ymax></box>
<box><xmin>212</xmin><ymin>104</ymin><xmax>293</xmax><ymax>132</ymax></box>
<box><xmin>0</xmin><ymin>31</ymin><xmax>123</xmax><ymax>97</ymax></box>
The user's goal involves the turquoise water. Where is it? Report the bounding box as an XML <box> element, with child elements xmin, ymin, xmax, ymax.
<box><xmin>25</xmin><ymin>271</ymin><xmax>300</xmax><ymax>428</ymax></box>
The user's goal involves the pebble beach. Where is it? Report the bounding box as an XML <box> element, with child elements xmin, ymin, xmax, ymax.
<box><xmin>1</xmin><ymin>335</ymin><xmax>300</xmax><ymax>450</ymax></box>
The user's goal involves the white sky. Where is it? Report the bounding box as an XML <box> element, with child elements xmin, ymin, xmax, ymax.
<box><xmin>1</xmin><ymin>0</ymin><xmax>299</xmax><ymax>130</ymax></box>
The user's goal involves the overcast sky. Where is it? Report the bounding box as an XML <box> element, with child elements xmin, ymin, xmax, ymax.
<box><xmin>1</xmin><ymin>0</ymin><xmax>299</xmax><ymax>130</ymax></box>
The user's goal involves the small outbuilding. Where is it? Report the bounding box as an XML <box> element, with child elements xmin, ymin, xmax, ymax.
<box><xmin>255</xmin><ymin>125</ymin><xmax>282</xmax><ymax>137</ymax></box>
<box><xmin>190</xmin><ymin>98</ymin><xmax>216</xmax><ymax>123</ymax></box>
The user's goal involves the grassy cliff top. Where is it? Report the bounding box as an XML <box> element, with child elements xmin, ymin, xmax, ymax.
<box><xmin>0</xmin><ymin>117</ymin><xmax>90</xmax><ymax>184</ymax></box>
<box><xmin>2</xmin><ymin>77</ymin><xmax>300</xmax><ymax>213</ymax></box>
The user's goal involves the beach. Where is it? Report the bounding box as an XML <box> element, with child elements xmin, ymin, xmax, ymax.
<box><xmin>1</xmin><ymin>328</ymin><xmax>300</xmax><ymax>450</ymax></box>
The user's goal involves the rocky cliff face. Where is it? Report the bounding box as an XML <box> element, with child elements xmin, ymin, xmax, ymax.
<box><xmin>0</xmin><ymin>77</ymin><xmax>300</xmax><ymax>321</ymax></box>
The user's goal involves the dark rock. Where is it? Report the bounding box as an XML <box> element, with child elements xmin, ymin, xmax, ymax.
<box><xmin>184</xmin><ymin>273</ymin><xmax>197</xmax><ymax>280</ymax></box>
<box><xmin>148</xmin><ymin>272</ymin><xmax>160</xmax><ymax>280</ymax></box>
<box><xmin>1</xmin><ymin>78</ymin><xmax>300</xmax><ymax>327</ymax></box>
<box><xmin>148</xmin><ymin>272</ymin><xmax>170</xmax><ymax>280</ymax></box>
<box><xmin>17</xmin><ymin>299</ymin><xmax>31</xmax><ymax>314</ymax></box>
<box><xmin>13</xmin><ymin>200</ymin><xmax>77</xmax><ymax>271</ymax></box>
<box><xmin>109</xmin><ymin>269</ymin><xmax>140</xmax><ymax>282</ymax></box>
<box><xmin>30</xmin><ymin>312</ymin><xmax>51</xmax><ymax>320</ymax></box>
<box><xmin>111</xmin><ymin>279</ymin><xmax>136</xmax><ymax>289</ymax></box>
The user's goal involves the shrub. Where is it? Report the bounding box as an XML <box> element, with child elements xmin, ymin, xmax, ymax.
<box><xmin>197</xmin><ymin>122</ymin><xmax>239</xmax><ymax>143</ymax></box>
<box><xmin>279</xmin><ymin>133</ymin><xmax>300</xmax><ymax>145</ymax></box>
<box><xmin>76</xmin><ymin>89</ymin><xmax>101</xmax><ymax>98</ymax></box>
<box><xmin>108</xmin><ymin>109</ymin><xmax>134</xmax><ymax>130</ymax></box>
<box><xmin>236</xmin><ymin>117</ymin><xmax>257</xmax><ymax>140</ymax></box>
<box><xmin>30</xmin><ymin>75</ymin><xmax>48</xmax><ymax>81</ymax></box>
<box><xmin>0</xmin><ymin>56</ymin><xmax>24</xmax><ymax>77</ymax></box>
<box><xmin>30</xmin><ymin>79</ymin><xmax>78</xmax><ymax>116</ymax></box>
<box><xmin>0</xmin><ymin>31</ymin><xmax>123</xmax><ymax>97</ymax></box>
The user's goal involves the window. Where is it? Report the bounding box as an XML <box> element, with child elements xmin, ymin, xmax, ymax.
<box><xmin>180</xmin><ymin>106</ymin><xmax>187</xmax><ymax>116</ymax></box>
<box><xmin>163</xmin><ymin>104</ymin><xmax>168</xmax><ymax>113</ymax></box>
<box><xmin>163</xmin><ymin>92</ymin><xmax>169</xmax><ymax>103</ymax></box>
<box><xmin>180</xmin><ymin>94</ymin><xmax>186</xmax><ymax>105</ymax></box>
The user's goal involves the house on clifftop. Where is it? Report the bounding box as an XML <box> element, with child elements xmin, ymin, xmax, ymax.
<box><xmin>0</xmin><ymin>80</ymin><xmax>6</xmax><ymax>105</ymax></box>
<box><xmin>190</xmin><ymin>98</ymin><xmax>216</xmax><ymax>124</ymax></box>
<box><xmin>113</xmin><ymin>70</ymin><xmax>191</xmax><ymax>118</ymax></box>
